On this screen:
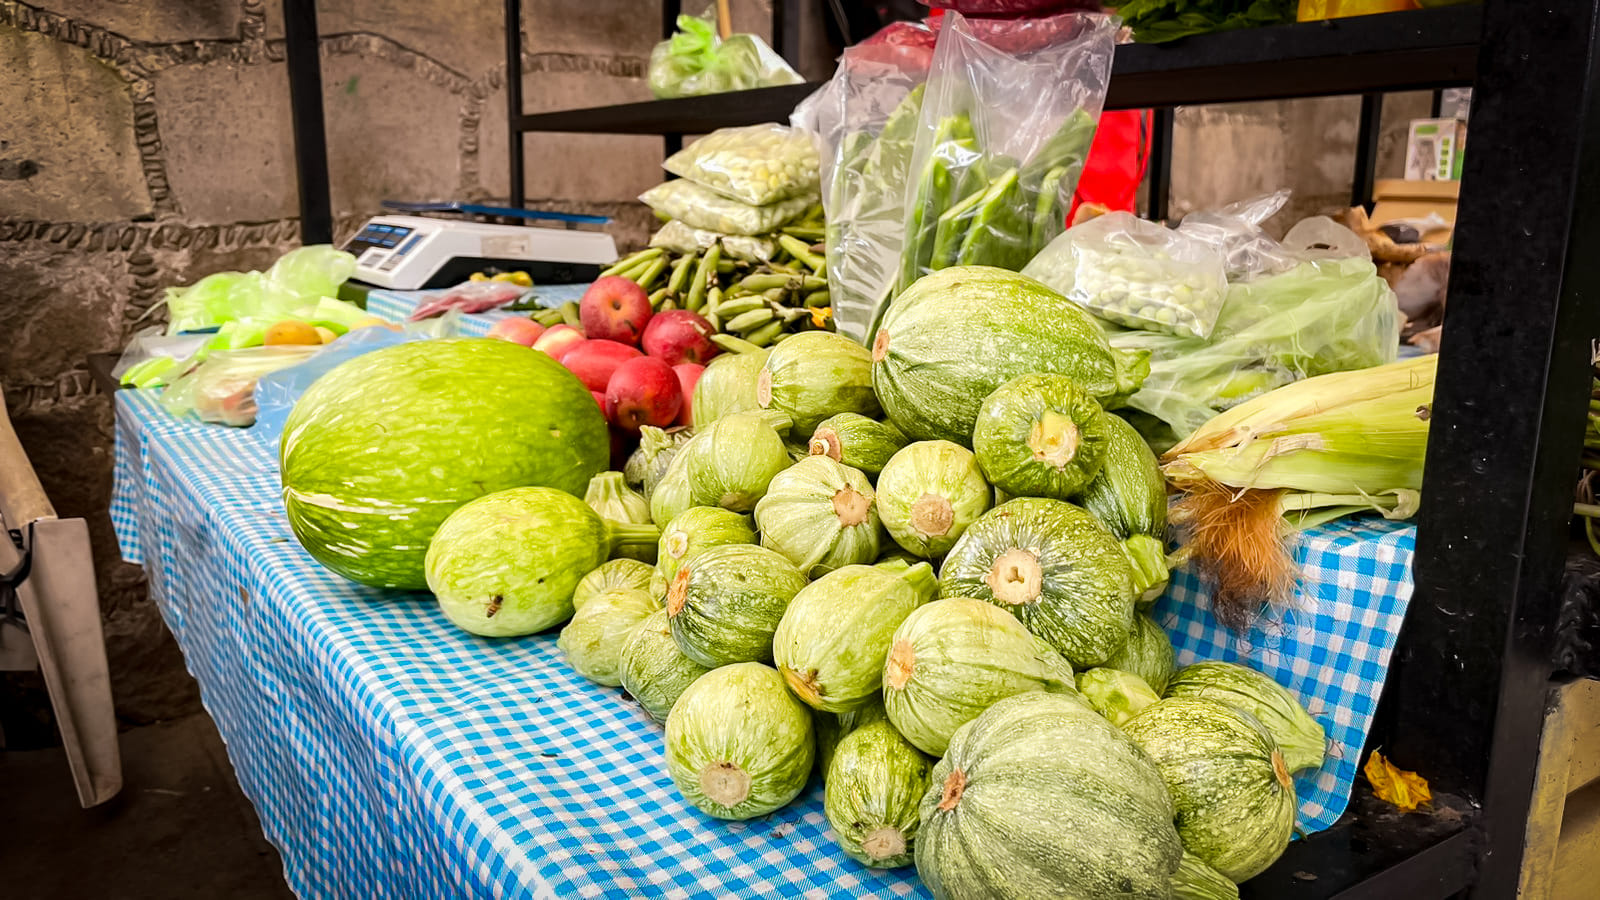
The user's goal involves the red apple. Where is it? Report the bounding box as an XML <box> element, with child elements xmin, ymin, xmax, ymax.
<box><xmin>532</xmin><ymin>323</ymin><xmax>585</xmax><ymax>359</ymax></box>
<box><xmin>590</xmin><ymin>390</ymin><xmax>608</xmax><ymax>413</ymax></box>
<box><xmin>580</xmin><ymin>276</ymin><xmax>653</xmax><ymax>345</ymax></box>
<box><xmin>641</xmin><ymin>309</ymin><xmax>720</xmax><ymax>366</ymax></box>
<box><xmin>605</xmin><ymin>356</ymin><xmax>682</xmax><ymax>433</ymax></box>
<box><xmin>486</xmin><ymin>316</ymin><xmax>545</xmax><ymax>347</ymax></box>
<box><xmin>671</xmin><ymin>363</ymin><xmax>704</xmax><ymax>427</ymax></box>
<box><xmin>563</xmin><ymin>340</ymin><xmax>644</xmax><ymax>394</ymax></box>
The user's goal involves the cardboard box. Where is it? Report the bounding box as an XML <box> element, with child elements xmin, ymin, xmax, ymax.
<box><xmin>1371</xmin><ymin>179</ymin><xmax>1459</xmax><ymax>244</ymax></box>
<box><xmin>1405</xmin><ymin>118</ymin><xmax>1467</xmax><ymax>181</ymax></box>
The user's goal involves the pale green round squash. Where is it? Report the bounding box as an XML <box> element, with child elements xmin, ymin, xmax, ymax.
<box><xmin>556</xmin><ymin>587</ymin><xmax>658</xmax><ymax>687</ymax></box>
<box><xmin>755</xmin><ymin>456</ymin><xmax>882</xmax><ymax>577</ymax></box>
<box><xmin>875</xmin><ymin>441</ymin><xmax>991</xmax><ymax>559</ymax></box>
<box><xmin>665</xmin><ymin>662</ymin><xmax>814</xmax><ymax>820</ymax></box>
<box><xmin>824</xmin><ymin>718</ymin><xmax>933</xmax><ymax>869</ymax></box>
<box><xmin>618</xmin><ymin>608</ymin><xmax>711</xmax><ymax>723</ymax></box>
<box><xmin>971</xmin><ymin>373</ymin><xmax>1112</xmax><ymax>501</ymax></box>
<box><xmin>572</xmin><ymin>558</ymin><xmax>655</xmax><ymax>612</ymax></box>
<box><xmin>665</xmin><ymin>543</ymin><xmax>807</xmax><ymax>668</ymax></box>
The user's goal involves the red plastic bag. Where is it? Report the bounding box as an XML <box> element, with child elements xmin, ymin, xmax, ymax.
<box><xmin>1070</xmin><ymin>109</ymin><xmax>1152</xmax><ymax>222</ymax></box>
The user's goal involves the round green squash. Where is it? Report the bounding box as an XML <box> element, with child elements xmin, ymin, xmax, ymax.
<box><xmin>572</xmin><ymin>558</ymin><xmax>655</xmax><ymax>612</ymax></box>
<box><xmin>623</xmin><ymin>424</ymin><xmax>693</xmax><ymax>501</ymax></box>
<box><xmin>619</xmin><ymin>607</ymin><xmax>711</xmax><ymax>723</ymax></box>
<box><xmin>1076</xmin><ymin>413</ymin><xmax>1170</xmax><ymax>603</ymax></box>
<box><xmin>282</xmin><ymin>338</ymin><xmax>609</xmax><ymax>590</ymax></box>
<box><xmin>755</xmin><ymin>456</ymin><xmax>882</xmax><ymax>577</ymax></box>
<box><xmin>808</xmin><ymin>413</ymin><xmax>908</xmax><ymax>477</ymax></box>
<box><xmin>1172</xmin><ymin>850</ymin><xmax>1241</xmax><ymax>900</ymax></box>
<box><xmin>871</xmin><ymin>266</ymin><xmax>1149</xmax><ymax>445</ymax></box>
<box><xmin>1122</xmin><ymin>697</ymin><xmax>1297</xmax><ymax>882</ymax></box>
<box><xmin>692</xmin><ymin>347</ymin><xmax>769</xmax><ymax>426</ymax></box>
<box><xmin>1163</xmin><ymin>661</ymin><xmax>1326</xmax><ymax>774</ymax></box>
<box><xmin>665</xmin><ymin>662</ymin><xmax>815</xmax><ymax>820</ymax></box>
<box><xmin>916</xmin><ymin>691</ymin><xmax>1183</xmax><ymax>900</ymax></box>
<box><xmin>757</xmin><ymin>331</ymin><xmax>881</xmax><ymax>436</ymax></box>
<box><xmin>883</xmin><ymin>597</ymin><xmax>1078</xmax><ymax>756</ymax></box>
<box><xmin>875</xmin><ymin>441</ymin><xmax>992</xmax><ymax>559</ymax></box>
<box><xmin>772</xmin><ymin>563</ymin><xmax>937</xmax><ymax>713</ymax></box>
<box><xmin>938</xmin><ymin>497</ymin><xmax>1137</xmax><ymax>669</ymax></box>
<box><xmin>972</xmin><ymin>373</ymin><xmax>1112</xmax><ymax>501</ymax></box>
<box><xmin>557</xmin><ymin>587</ymin><xmax>658</xmax><ymax>687</ymax></box>
<box><xmin>1104</xmin><ymin>613</ymin><xmax>1177</xmax><ymax>694</ymax></box>
<box><xmin>424</xmin><ymin>487</ymin><xmax>658</xmax><ymax>637</ymax></box>
<box><xmin>657</xmin><ymin>506</ymin><xmax>756</xmax><ymax>587</ymax></box>
<box><xmin>681</xmin><ymin>410</ymin><xmax>793</xmax><ymax>512</ymax></box>
<box><xmin>647</xmin><ymin>457</ymin><xmax>697</xmax><ymax>528</ymax></box>
<box><xmin>824</xmin><ymin>718</ymin><xmax>933</xmax><ymax>869</ymax></box>
<box><xmin>665</xmin><ymin>543</ymin><xmax>808</xmax><ymax>668</ymax></box>
<box><xmin>1076</xmin><ymin>667</ymin><xmax>1161</xmax><ymax>727</ymax></box>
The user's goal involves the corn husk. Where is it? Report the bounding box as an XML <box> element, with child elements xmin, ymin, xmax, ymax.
<box><xmin>1164</xmin><ymin>356</ymin><xmax>1435</xmax><ymax>628</ymax></box>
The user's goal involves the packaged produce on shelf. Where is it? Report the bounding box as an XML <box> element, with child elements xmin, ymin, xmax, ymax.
<box><xmin>649</xmin><ymin>220</ymin><xmax>774</xmax><ymax>263</ymax></box>
<box><xmin>1115</xmin><ymin>0</ymin><xmax>1298</xmax><ymax>44</ymax></box>
<box><xmin>1111</xmin><ymin>253</ymin><xmax>1401</xmax><ymax>448</ymax></box>
<box><xmin>1024</xmin><ymin>211</ymin><xmax>1231</xmax><ymax>339</ymax></box>
<box><xmin>664</xmin><ymin>124</ymin><xmax>820</xmax><ymax>206</ymax></box>
<box><xmin>648</xmin><ymin>11</ymin><xmax>802</xmax><ymax>99</ymax></box>
<box><xmin>639</xmin><ymin>180</ymin><xmax>816</xmax><ymax>237</ymax></box>
<box><xmin>795</xmin><ymin>23</ymin><xmax>936</xmax><ymax>342</ymax></box>
<box><xmin>895</xmin><ymin>12</ymin><xmax>1115</xmax><ymax>298</ymax></box>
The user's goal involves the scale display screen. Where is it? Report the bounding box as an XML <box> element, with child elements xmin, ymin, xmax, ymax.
<box><xmin>346</xmin><ymin>223</ymin><xmax>416</xmax><ymax>252</ymax></box>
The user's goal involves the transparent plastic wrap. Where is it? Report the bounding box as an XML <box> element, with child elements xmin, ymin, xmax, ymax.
<box><xmin>648</xmin><ymin>220</ymin><xmax>775</xmax><ymax>262</ymax></box>
<box><xmin>921</xmin><ymin>0</ymin><xmax>1103</xmax><ymax>12</ymax></box>
<box><xmin>896</xmin><ymin>11</ymin><xmax>1116</xmax><ymax>296</ymax></box>
<box><xmin>638</xmin><ymin>180</ymin><xmax>814</xmax><ymax>236</ymax></box>
<box><xmin>1111</xmin><ymin>256</ymin><xmax>1402</xmax><ymax>447</ymax></box>
<box><xmin>663</xmin><ymin>125</ymin><xmax>819</xmax><ymax>206</ymax></box>
<box><xmin>1022</xmin><ymin>211</ymin><xmax>1229</xmax><ymax>339</ymax></box>
<box><xmin>163</xmin><ymin>245</ymin><xmax>356</xmax><ymax>334</ymax></box>
<box><xmin>159</xmin><ymin>345</ymin><xmax>323</xmax><ymax>426</ymax></box>
<box><xmin>648</xmin><ymin>12</ymin><xmax>802</xmax><ymax>99</ymax></box>
<box><xmin>795</xmin><ymin>24</ymin><xmax>936</xmax><ymax>344</ymax></box>
<box><xmin>251</xmin><ymin>313</ymin><xmax>463</xmax><ymax>446</ymax></box>
<box><xmin>113</xmin><ymin>326</ymin><xmax>211</xmax><ymax>388</ymax></box>
<box><xmin>1174</xmin><ymin>189</ymin><xmax>1299</xmax><ymax>281</ymax></box>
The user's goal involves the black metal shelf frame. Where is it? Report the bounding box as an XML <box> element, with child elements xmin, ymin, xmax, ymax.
<box><xmin>277</xmin><ymin>3</ymin><xmax>1600</xmax><ymax>897</ymax></box>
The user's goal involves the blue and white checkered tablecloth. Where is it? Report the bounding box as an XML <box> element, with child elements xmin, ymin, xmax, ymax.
<box><xmin>111</xmin><ymin>363</ymin><xmax>1414</xmax><ymax>896</ymax></box>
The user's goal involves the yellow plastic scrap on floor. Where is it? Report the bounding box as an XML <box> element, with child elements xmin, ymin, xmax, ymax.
<box><xmin>1364</xmin><ymin>750</ymin><xmax>1432</xmax><ymax>811</ymax></box>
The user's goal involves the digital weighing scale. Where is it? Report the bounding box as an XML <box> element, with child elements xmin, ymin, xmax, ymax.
<box><xmin>343</xmin><ymin>202</ymin><xmax>618</xmax><ymax>291</ymax></box>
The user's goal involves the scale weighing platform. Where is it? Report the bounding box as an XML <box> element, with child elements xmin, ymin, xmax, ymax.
<box><xmin>342</xmin><ymin>202</ymin><xmax>618</xmax><ymax>292</ymax></box>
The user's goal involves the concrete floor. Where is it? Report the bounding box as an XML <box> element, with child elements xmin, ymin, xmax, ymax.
<box><xmin>1</xmin><ymin>713</ymin><xmax>294</xmax><ymax>900</ymax></box>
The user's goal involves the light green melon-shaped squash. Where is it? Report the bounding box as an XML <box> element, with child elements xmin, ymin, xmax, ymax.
<box><xmin>971</xmin><ymin>373</ymin><xmax>1112</xmax><ymax>501</ymax></box>
<box><xmin>1162</xmin><ymin>661</ymin><xmax>1326</xmax><ymax>774</ymax></box>
<box><xmin>618</xmin><ymin>607</ymin><xmax>711</xmax><ymax>723</ymax></box>
<box><xmin>883</xmin><ymin>597</ymin><xmax>1078</xmax><ymax>757</ymax></box>
<box><xmin>875</xmin><ymin>441</ymin><xmax>991</xmax><ymax>559</ymax></box>
<box><xmin>656</xmin><ymin>506</ymin><xmax>756</xmax><ymax>587</ymax></box>
<box><xmin>755</xmin><ymin>456</ymin><xmax>882</xmax><ymax>577</ymax></box>
<box><xmin>1122</xmin><ymin>697</ymin><xmax>1297</xmax><ymax>882</ymax></box>
<box><xmin>824</xmin><ymin>718</ymin><xmax>933</xmax><ymax>869</ymax></box>
<box><xmin>665</xmin><ymin>662</ymin><xmax>814</xmax><ymax>820</ymax></box>
<box><xmin>665</xmin><ymin>543</ymin><xmax>807</xmax><ymax>668</ymax></box>
<box><xmin>757</xmin><ymin>331</ymin><xmax>881</xmax><ymax>436</ymax></box>
<box><xmin>1075</xmin><ymin>667</ymin><xmax>1161</xmax><ymax>727</ymax></box>
<box><xmin>916</xmin><ymin>691</ymin><xmax>1183</xmax><ymax>899</ymax></box>
<box><xmin>1104</xmin><ymin>612</ymin><xmax>1177</xmax><ymax>693</ymax></box>
<box><xmin>557</xmin><ymin>587</ymin><xmax>658</xmax><ymax>687</ymax></box>
<box><xmin>572</xmin><ymin>558</ymin><xmax>655</xmax><ymax>612</ymax></box>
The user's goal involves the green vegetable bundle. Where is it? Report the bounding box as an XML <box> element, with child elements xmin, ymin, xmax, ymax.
<box><xmin>1113</xmin><ymin>0</ymin><xmax>1297</xmax><ymax>44</ymax></box>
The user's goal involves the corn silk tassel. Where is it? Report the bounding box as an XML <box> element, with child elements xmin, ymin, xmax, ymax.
<box><xmin>1163</xmin><ymin>355</ymin><xmax>1436</xmax><ymax>629</ymax></box>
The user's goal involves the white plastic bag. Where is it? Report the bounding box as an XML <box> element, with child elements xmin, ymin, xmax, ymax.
<box><xmin>1022</xmin><ymin>211</ymin><xmax>1229</xmax><ymax>339</ymax></box>
<box><xmin>663</xmin><ymin>125</ymin><xmax>819</xmax><ymax>206</ymax></box>
<box><xmin>638</xmin><ymin>180</ymin><xmax>814</xmax><ymax>236</ymax></box>
<box><xmin>1174</xmin><ymin>190</ymin><xmax>1299</xmax><ymax>281</ymax></box>
<box><xmin>648</xmin><ymin>220</ymin><xmax>775</xmax><ymax>262</ymax></box>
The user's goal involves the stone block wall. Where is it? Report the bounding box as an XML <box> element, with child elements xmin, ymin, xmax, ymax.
<box><xmin>1</xmin><ymin>0</ymin><xmax>777</xmax><ymax>741</ymax></box>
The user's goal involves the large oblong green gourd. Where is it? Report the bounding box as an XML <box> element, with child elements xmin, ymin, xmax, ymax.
<box><xmin>282</xmin><ymin>339</ymin><xmax>608</xmax><ymax>589</ymax></box>
<box><xmin>871</xmin><ymin>266</ymin><xmax>1148</xmax><ymax>445</ymax></box>
<box><xmin>915</xmin><ymin>691</ymin><xmax>1183</xmax><ymax>899</ymax></box>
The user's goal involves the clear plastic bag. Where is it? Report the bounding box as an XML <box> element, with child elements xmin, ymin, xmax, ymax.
<box><xmin>921</xmin><ymin>0</ymin><xmax>1103</xmax><ymax>13</ymax></box>
<box><xmin>1174</xmin><ymin>190</ymin><xmax>1300</xmax><ymax>281</ymax></box>
<box><xmin>896</xmin><ymin>11</ymin><xmax>1116</xmax><ymax>298</ymax></box>
<box><xmin>250</xmin><ymin>314</ymin><xmax>463</xmax><ymax>447</ymax></box>
<box><xmin>638</xmin><ymin>180</ymin><xmax>814</xmax><ymax>236</ymax></box>
<box><xmin>793</xmin><ymin>26</ymin><xmax>936</xmax><ymax>343</ymax></box>
<box><xmin>1022</xmin><ymin>211</ymin><xmax>1229</xmax><ymax>339</ymax></box>
<box><xmin>163</xmin><ymin>245</ymin><xmax>355</xmax><ymax>335</ymax></box>
<box><xmin>648</xmin><ymin>220</ymin><xmax>775</xmax><ymax>262</ymax></box>
<box><xmin>663</xmin><ymin>125</ymin><xmax>820</xmax><ymax>206</ymax></box>
<box><xmin>160</xmin><ymin>345</ymin><xmax>323</xmax><ymax>427</ymax></box>
<box><xmin>113</xmin><ymin>326</ymin><xmax>211</xmax><ymax>388</ymax></box>
<box><xmin>1111</xmin><ymin>256</ymin><xmax>1402</xmax><ymax>447</ymax></box>
<box><xmin>648</xmin><ymin>12</ymin><xmax>802</xmax><ymax>99</ymax></box>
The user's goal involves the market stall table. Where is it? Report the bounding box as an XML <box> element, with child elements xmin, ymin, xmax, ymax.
<box><xmin>109</xmin><ymin>304</ymin><xmax>1418</xmax><ymax>897</ymax></box>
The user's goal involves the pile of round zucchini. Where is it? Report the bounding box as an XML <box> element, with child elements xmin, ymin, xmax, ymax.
<box><xmin>457</xmin><ymin>266</ymin><xmax>1329</xmax><ymax>898</ymax></box>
